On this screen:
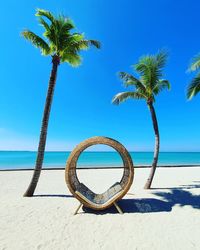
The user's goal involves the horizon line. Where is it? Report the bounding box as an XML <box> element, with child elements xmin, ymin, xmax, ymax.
<box><xmin>1</xmin><ymin>150</ymin><xmax>200</xmax><ymax>153</ymax></box>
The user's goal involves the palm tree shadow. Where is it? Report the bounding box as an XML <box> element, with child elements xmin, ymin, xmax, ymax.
<box><xmin>154</xmin><ymin>189</ymin><xmax>200</xmax><ymax>209</ymax></box>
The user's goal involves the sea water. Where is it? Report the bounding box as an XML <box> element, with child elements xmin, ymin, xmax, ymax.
<box><xmin>0</xmin><ymin>151</ymin><xmax>200</xmax><ymax>170</ymax></box>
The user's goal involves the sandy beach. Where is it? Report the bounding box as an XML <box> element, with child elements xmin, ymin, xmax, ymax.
<box><xmin>0</xmin><ymin>166</ymin><xmax>200</xmax><ymax>250</ymax></box>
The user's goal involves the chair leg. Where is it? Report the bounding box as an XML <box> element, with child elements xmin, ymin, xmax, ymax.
<box><xmin>113</xmin><ymin>202</ymin><xmax>123</xmax><ymax>214</ymax></box>
<box><xmin>74</xmin><ymin>202</ymin><xmax>82</xmax><ymax>215</ymax></box>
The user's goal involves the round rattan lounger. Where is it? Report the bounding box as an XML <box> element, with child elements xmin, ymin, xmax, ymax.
<box><xmin>65</xmin><ymin>136</ymin><xmax>134</xmax><ymax>214</ymax></box>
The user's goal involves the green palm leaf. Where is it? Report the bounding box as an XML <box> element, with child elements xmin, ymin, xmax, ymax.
<box><xmin>153</xmin><ymin>79</ymin><xmax>171</xmax><ymax>94</ymax></box>
<box><xmin>134</xmin><ymin>60</ymin><xmax>150</xmax><ymax>80</ymax></box>
<box><xmin>21</xmin><ymin>30</ymin><xmax>50</xmax><ymax>55</ymax></box>
<box><xmin>156</xmin><ymin>50</ymin><xmax>168</xmax><ymax>69</ymax></box>
<box><xmin>87</xmin><ymin>40</ymin><xmax>101</xmax><ymax>49</ymax></box>
<box><xmin>134</xmin><ymin>50</ymin><xmax>168</xmax><ymax>90</ymax></box>
<box><xmin>35</xmin><ymin>9</ymin><xmax>56</xmax><ymax>24</ymax></box>
<box><xmin>38</xmin><ymin>17</ymin><xmax>50</xmax><ymax>32</ymax></box>
<box><xmin>112</xmin><ymin>91</ymin><xmax>145</xmax><ymax>105</ymax></box>
<box><xmin>119</xmin><ymin>72</ymin><xmax>147</xmax><ymax>98</ymax></box>
<box><xmin>119</xmin><ymin>72</ymin><xmax>142</xmax><ymax>86</ymax></box>
<box><xmin>187</xmin><ymin>73</ymin><xmax>200</xmax><ymax>99</ymax></box>
<box><xmin>189</xmin><ymin>54</ymin><xmax>200</xmax><ymax>72</ymax></box>
<box><xmin>61</xmin><ymin>51</ymin><xmax>81</xmax><ymax>66</ymax></box>
<box><xmin>70</xmin><ymin>36</ymin><xmax>101</xmax><ymax>50</ymax></box>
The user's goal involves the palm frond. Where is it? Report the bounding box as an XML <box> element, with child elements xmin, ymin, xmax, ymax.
<box><xmin>40</xmin><ymin>15</ymin><xmax>75</xmax><ymax>53</ymax></box>
<box><xmin>187</xmin><ymin>73</ymin><xmax>200</xmax><ymax>99</ymax></box>
<box><xmin>72</xmin><ymin>37</ymin><xmax>101</xmax><ymax>50</ymax></box>
<box><xmin>156</xmin><ymin>50</ymin><xmax>168</xmax><ymax>69</ymax></box>
<box><xmin>134</xmin><ymin>50</ymin><xmax>168</xmax><ymax>90</ymax></box>
<box><xmin>56</xmin><ymin>31</ymin><xmax>100</xmax><ymax>55</ymax></box>
<box><xmin>134</xmin><ymin>57</ymin><xmax>156</xmax><ymax>91</ymax></box>
<box><xmin>21</xmin><ymin>30</ymin><xmax>50</xmax><ymax>55</ymax></box>
<box><xmin>112</xmin><ymin>91</ymin><xmax>145</xmax><ymax>105</ymax></box>
<box><xmin>188</xmin><ymin>54</ymin><xmax>200</xmax><ymax>72</ymax></box>
<box><xmin>61</xmin><ymin>51</ymin><xmax>82</xmax><ymax>66</ymax></box>
<box><xmin>153</xmin><ymin>79</ymin><xmax>170</xmax><ymax>95</ymax></box>
<box><xmin>36</xmin><ymin>9</ymin><xmax>55</xmax><ymax>24</ymax></box>
<box><xmin>87</xmin><ymin>40</ymin><xmax>101</xmax><ymax>49</ymax></box>
<box><xmin>55</xmin><ymin>19</ymin><xmax>75</xmax><ymax>52</ymax></box>
<box><xmin>119</xmin><ymin>71</ymin><xmax>146</xmax><ymax>93</ymax></box>
<box><xmin>134</xmin><ymin>60</ymin><xmax>149</xmax><ymax>77</ymax></box>
<box><xmin>38</xmin><ymin>17</ymin><xmax>50</xmax><ymax>31</ymax></box>
<box><xmin>57</xmin><ymin>15</ymin><xmax>75</xmax><ymax>30</ymax></box>
<box><xmin>119</xmin><ymin>72</ymin><xmax>140</xmax><ymax>85</ymax></box>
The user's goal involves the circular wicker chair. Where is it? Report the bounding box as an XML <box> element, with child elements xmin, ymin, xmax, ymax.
<box><xmin>65</xmin><ymin>136</ymin><xmax>134</xmax><ymax>214</ymax></box>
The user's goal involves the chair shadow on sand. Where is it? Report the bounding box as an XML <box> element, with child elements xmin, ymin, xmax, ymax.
<box><xmin>33</xmin><ymin>181</ymin><xmax>200</xmax><ymax>215</ymax></box>
<box><xmin>82</xmin><ymin>181</ymin><xmax>200</xmax><ymax>215</ymax></box>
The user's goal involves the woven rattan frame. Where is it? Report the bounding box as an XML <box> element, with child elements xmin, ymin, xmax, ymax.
<box><xmin>65</xmin><ymin>136</ymin><xmax>134</xmax><ymax>210</ymax></box>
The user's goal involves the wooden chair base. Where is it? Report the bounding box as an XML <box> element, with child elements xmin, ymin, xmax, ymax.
<box><xmin>73</xmin><ymin>202</ymin><xmax>123</xmax><ymax>215</ymax></box>
<box><xmin>113</xmin><ymin>202</ymin><xmax>123</xmax><ymax>214</ymax></box>
<box><xmin>74</xmin><ymin>203</ymin><xmax>83</xmax><ymax>215</ymax></box>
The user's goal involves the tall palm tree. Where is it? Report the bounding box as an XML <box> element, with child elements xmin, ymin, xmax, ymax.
<box><xmin>22</xmin><ymin>9</ymin><xmax>100</xmax><ymax>197</ymax></box>
<box><xmin>112</xmin><ymin>51</ymin><xmax>170</xmax><ymax>189</ymax></box>
<box><xmin>187</xmin><ymin>54</ymin><xmax>200</xmax><ymax>99</ymax></box>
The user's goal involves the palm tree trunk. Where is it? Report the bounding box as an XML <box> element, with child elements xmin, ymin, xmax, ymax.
<box><xmin>24</xmin><ymin>55</ymin><xmax>60</xmax><ymax>197</ymax></box>
<box><xmin>144</xmin><ymin>102</ymin><xmax>160</xmax><ymax>189</ymax></box>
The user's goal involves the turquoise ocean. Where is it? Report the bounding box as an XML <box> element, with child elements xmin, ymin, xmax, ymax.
<box><xmin>0</xmin><ymin>151</ymin><xmax>200</xmax><ymax>170</ymax></box>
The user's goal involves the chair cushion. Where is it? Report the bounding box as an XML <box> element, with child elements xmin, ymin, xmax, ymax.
<box><xmin>75</xmin><ymin>182</ymin><xmax>122</xmax><ymax>206</ymax></box>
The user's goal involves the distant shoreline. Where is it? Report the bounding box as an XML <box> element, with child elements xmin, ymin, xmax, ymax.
<box><xmin>1</xmin><ymin>150</ymin><xmax>200</xmax><ymax>153</ymax></box>
<box><xmin>1</xmin><ymin>164</ymin><xmax>200</xmax><ymax>171</ymax></box>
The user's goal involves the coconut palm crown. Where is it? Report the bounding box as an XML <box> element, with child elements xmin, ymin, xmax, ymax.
<box><xmin>112</xmin><ymin>51</ymin><xmax>170</xmax><ymax>105</ymax></box>
<box><xmin>22</xmin><ymin>9</ymin><xmax>100</xmax><ymax>65</ymax></box>
<box><xmin>22</xmin><ymin>9</ymin><xmax>100</xmax><ymax>197</ymax></box>
<box><xmin>112</xmin><ymin>50</ymin><xmax>170</xmax><ymax>189</ymax></box>
<box><xmin>187</xmin><ymin>54</ymin><xmax>200</xmax><ymax>99</ymax></box>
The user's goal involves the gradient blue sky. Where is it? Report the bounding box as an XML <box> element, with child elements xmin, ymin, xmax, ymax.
<box><xmin>1</xmin><ymin>0</ymin><xmax>200</xmax><ymax>151</ymax></box>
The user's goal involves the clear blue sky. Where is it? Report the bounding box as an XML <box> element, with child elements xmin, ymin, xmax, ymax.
<box><xmin>1</xmin><ymin>0</ymin><xmax>200</xmax><ymax>151</ymax></box>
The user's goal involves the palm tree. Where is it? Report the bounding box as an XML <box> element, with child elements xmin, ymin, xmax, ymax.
<box><xmin>22</xmin><ymin>9</ymin><xmax>100</xmax><ymax>197</ymax></box>
<box><xmin>187</xmin><ymin>54</ymin><xmax>200</xmax><ymax>99</ymax></box>
<box><xmin>112</xmin><ymin>51</ymin><xmax>170</xmax><ymax>189</ymax></box>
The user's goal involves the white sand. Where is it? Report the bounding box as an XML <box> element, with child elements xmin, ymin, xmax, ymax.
<box><xmin>0</xmin><ymin>167</ymin><xmax>200</xmax><ymax>250</ymax></box>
